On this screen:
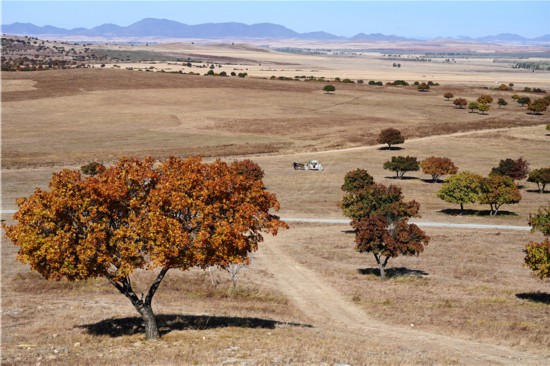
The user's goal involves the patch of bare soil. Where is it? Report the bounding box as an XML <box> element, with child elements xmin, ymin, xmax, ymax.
<box><xmin>1</xmin><ymin>68</ymin><xmax>317</xmax><ymax>102</ymax></box>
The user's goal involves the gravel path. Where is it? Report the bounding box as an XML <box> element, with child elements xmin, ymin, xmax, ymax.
<box><xmin>281</xmin><ymin>217</ymin><xmax>532</xmax><ymax>231</ymax></box>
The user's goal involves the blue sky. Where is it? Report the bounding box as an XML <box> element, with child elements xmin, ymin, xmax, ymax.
<box><xmin>2</xmin><ymin>1</ymin><xmax>549</xmax><ymax>38</ymax></box>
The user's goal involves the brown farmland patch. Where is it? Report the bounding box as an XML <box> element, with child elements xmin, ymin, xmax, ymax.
<box><xmin>2</xmin><ymin>69</ymin><xmax>547</xmax><ymax>169</ymax></box>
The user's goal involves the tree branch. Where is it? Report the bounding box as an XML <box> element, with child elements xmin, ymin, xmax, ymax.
<box><xmin>106</xmin><ymin>274</ymin><xmax>142</xmax><ymax>307</ymax></box>
<box><xmin>145</xmin><ymin>267</ymin><xmax>169</xmax><ymax>306</ymax></box>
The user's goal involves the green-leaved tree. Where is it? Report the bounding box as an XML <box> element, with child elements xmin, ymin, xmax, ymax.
<box><xmin>437</xmin><ymin>171</ymin><xmax>483</xmax><ymax>213</ymax></box>
<box><xmin>383</xmin><ymin>156</ymin><xmax>420</xmax><ymax>179</ymax></box>
<box><xmin>527</xmin><ymin>167</ymin><xmax>550</xmax><ymax>193</ymax></box>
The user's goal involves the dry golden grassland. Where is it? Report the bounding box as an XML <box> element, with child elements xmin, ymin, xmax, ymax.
<box><xmin>2</xmin><ymin>42</ymin><xmax>550</xmax><ymax>365</ymax></box>
<box><xmin>268</xmin><ymin>223</ymin><xmax>550</xmax><ymax>353</ymax></box>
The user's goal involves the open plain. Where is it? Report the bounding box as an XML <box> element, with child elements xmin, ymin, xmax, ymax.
<box><xmin>2</xmin><ymin>40</ymin><xmax>550</xmax><ymax>365</ymax></box>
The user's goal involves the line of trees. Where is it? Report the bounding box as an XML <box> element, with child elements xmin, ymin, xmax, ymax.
<box><xmin>451</xmin><ymin>93</ymin><xmax>549</xmax><ymax>115</ymax></box>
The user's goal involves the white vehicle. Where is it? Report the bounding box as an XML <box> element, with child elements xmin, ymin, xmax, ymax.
<box><xmin>293</xmin><ymin>160</ymin><xmax>324</xmax><ymax>171</ymax></box>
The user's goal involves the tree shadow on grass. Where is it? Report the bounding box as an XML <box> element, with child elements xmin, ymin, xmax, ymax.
<box><xmin>79</xmin><ymin>314</ymin><xmax>312</xmax><ymax>338</ymax></box>
<box><xmin>384</xmin><ymin>176</ymin><xmax>420</xmax><ymax>181</ymax></box>
<box><xmin>439</xmin><ymin>208</ymin><xmax>518</xmax><ymax>217</ymax></box>
<box><xmin>516</xmin><ymin>292</ymin><xmax>550</xmax><ymax>304</ymax></box>
<box><xmin>421</xmin><ymin>178</ymin><xmax>443</xmax><ymax>184</ymax></box>
<box><xmin>378</xmin><ymin>146</ymin><xmax>404</xmax><ymax>151</ymax></box>
<box><xmin>357</xmin><ymin>267</ymin><xmax>428</xmax><ymax>279</ymax></box>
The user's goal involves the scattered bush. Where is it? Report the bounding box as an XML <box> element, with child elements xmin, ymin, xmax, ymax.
<box><xmin>453</xmin><ymin>98</ymin><xmax>467</xmax><ymax>109</ymax></box>
<box><xmin>392</xmin><ymin>80</ymin><xmax>409</xmax><ymax>86</ymax></box>
<box><xmin>477</xmin><ymin>95</ymin><xmax>494</xmax><ymax>104</ymax></box>
<box><xmin>517</xmin><ymin>96</ymin><xmax>531</xmax><ymax>106</ymax></box>
<box><xmin>417</xmin><ymin>82</ymin><xmax>429</xmax><ymax>92</ymax></box>
<box><xmin>80</xmin><ymin>162</ymin><xmax>105</xmax><ymax>176</ymax></box>
<box><xmin>323</xmin><ymin>84</ymin><xmax>336</xmax><ymax>94</ymax></box>
<box><xmin>528</xmin><ymin>98</ymin><xmax>549</xmax><ymax>115</ymax></box>
<box><xmin>377</xmin><ymin>128</ymin><xmax>405</xmax><ymax>149</ymax></box>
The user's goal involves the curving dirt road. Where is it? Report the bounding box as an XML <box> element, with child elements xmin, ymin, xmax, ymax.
<box><xmin>254</xmin><ymin>235</ymin><xmax>549</xmax><ymax>365</ymax></box>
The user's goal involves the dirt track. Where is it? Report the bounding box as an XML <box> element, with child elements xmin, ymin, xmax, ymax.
<box><xmin>255</xmin><ymin>235</ymin><xmax>550</xmax><ymax>365</ymax></box>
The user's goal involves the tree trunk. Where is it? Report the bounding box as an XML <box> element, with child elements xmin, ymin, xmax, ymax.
<box><xmin>379</xmin><ymin>262</ymin><xmax>386</xmax><ymax>281</ymax></box>
<box><xmin>493</xmin><ymin>203</ymin><xmax>500</xmax><ymax>216</ymax></box>
<box><xmin>460</xmin><ymin>203</ymin><xmax>464</xmax><ymax>214</ymax></box>
<box><xmin>136</xmin><ymin>303</ymin><xmax>160</xmax><ymax>340</ymax></box>
<box><xmin>107</xmin><ymin>267</ymin><xmax>169</xmax><ymax>341</ymax></box>
<box><xmin>374</xmin><ymin>254</ymin><xmax>389</xmax><ymax>281</ymax></box>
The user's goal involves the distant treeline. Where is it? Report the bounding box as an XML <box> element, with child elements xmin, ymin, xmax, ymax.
<box><xmin>512</xmin><ymin>62</ymin><xmax>550</xmax><ymax>71</ymax></box>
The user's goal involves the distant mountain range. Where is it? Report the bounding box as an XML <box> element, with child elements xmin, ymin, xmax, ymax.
<box><xmin>2</xmin><ymin>18</ymin><xmax>549</xmax><ymax>43</ymax></box>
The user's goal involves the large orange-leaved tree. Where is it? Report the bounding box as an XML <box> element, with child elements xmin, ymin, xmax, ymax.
<box><xmin>3</xmin><ymin>156</ymin><xmax>286</xmax><ymax>340</ymax></box>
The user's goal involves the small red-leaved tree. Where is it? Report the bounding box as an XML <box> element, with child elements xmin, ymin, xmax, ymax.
<box><xmin>3</xmin><ymin>156</ymin><xmax>286</xmax><ymax>340</ymax></box>
<box><xmin>420</xmin><ymin>156</ymin><xmax>458</xmax><ymax>182</ymax></box>
<box><xmin>490</xmin><ymin>157</ymin><xmax>530</xmax><ymax>182</ymax></box>
<box><xmin>353</xmin><ymin>214</ymin><xmax>429</xmax><ymax>280</ymax></box>
<box><xmin>453</xmin><ymin>98</ymin><xmax>467</xmax><ymax>109</ymax></box>
<box><xmin>377</xmin><ymin>128</ymin><xmax>405</xmax><ymax>149</ymax></box>
<box><xmin>340</xmin><ymin>178</ymin><xmax>429</xmax><ymax>280</ymax></box>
